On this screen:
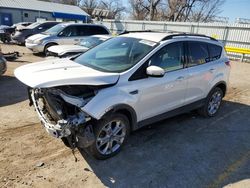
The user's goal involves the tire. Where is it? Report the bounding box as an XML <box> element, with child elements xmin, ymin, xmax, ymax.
<box><xmin>44</xmin><ymin>43</ymin><xmax>57</xmax><ymax>56</ymax></box>
<box><xmin>61</xmin><ymin>137</ymin><xmax>71</xmax><ymax>148</ymax></box>
<box><xmin>198</xmin><ymin>87</ymin><xmax>223</xmax><ymax>117</ymax></box>
<box><xmin>88</xmin><ymin>113</ymin><xmax>130</xmax><ymax>160</ymax></box>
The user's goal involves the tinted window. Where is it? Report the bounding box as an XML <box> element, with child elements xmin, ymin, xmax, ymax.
<box><xmin>60</xmin><ymin>26</ymin><xmax>78</xmax><ymax>37</ymax></box>
<box><xmin>90</xmin><ymin>26</ymin><xmax>109</xmax><ymax>35</ymax></box>
<box><xmin>77</xmin><ymin>25</ymin><xmax>88</xmax><ymax>36</ymax></box>
<box><xmin>208</xmin><ymin>43</ymin><xmax>222</xmax><ymax>61</ymax></box>
<box><xmin>149</xmin><ymin>42</ymin><xmax>184</xmax><ymax>72</ymax></box>
<box><xmin>188</xmin><ymin>41</ymin><xmax>209</xmax><ymax>66</ymax></box>
<box><xmin>42</xmin><ymin>22</ymin><xmax>57</xmax><ymax>29</ymax></box>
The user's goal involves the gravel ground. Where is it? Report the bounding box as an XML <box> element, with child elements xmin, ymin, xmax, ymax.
<box><xmin>0</xmin><ymin>44</ymin><xmax>249</xmax><ymax>188</ymax></box>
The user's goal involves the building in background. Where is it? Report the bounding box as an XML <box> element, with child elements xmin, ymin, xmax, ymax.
<box><xmin>0</xmin><ymin>0</ymin><xmax>90</xmax><ymax>26</ymax></box>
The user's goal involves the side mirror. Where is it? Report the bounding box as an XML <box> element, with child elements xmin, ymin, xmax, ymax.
<box><xmin>146</xmin><ymin>66</ymin><xmax>165</xmax><ymax>77</ymax></box>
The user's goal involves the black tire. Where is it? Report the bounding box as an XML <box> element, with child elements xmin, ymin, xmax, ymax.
<box><xmin>198</xmin><ymin>87</ymin><xmax>223</xmax><ymax>117</ymax></box>
<box><xmin>61</xmin><ymin>137</ymin><xmax>71</xmax><ymax>148</ymax></box>
<box><xmin>44</xmin><ymin>43</ymin><xmax>57</xmax><ymax>56</ymax></box>
<box><xmin>88</xmin><ymin>113</ymin><xmax>130</xmax><ymax>160</ymax></box>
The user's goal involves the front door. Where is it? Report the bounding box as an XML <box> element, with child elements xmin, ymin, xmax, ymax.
<box><xmin>130</xmin><ymin>42</ymin><xmax>188</xmax><ymax>121</ymax></box>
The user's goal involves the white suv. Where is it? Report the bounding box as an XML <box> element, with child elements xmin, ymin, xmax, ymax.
<box><xmin>15</xmin><ymin>32</ymin><xmax>230</xmax><ymax>159</ymax></box>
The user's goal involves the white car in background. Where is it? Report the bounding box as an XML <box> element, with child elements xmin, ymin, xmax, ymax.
<box><xmin>47</xmin><ymin>35</ymin><xmax>112</xmax><ymax>58</ymax></box>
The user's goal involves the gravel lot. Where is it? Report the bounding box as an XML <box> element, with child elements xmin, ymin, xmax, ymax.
<box><xmin>0</xmin><ymin>43</ymin><xmax>250</xmax><ymax>188</ymax></box>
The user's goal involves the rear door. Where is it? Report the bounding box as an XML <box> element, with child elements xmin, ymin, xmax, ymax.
<box><xmin>185</xmin><ymin>41</ymin><xmax>215</xmax><ymax>104</ymax></box>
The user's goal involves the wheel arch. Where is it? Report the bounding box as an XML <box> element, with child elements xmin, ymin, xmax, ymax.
<box><xmin>101</xmin><ymin>104</ymin><xmax>138</xmax><ymax>131</ymax></box>
<box><xmin>44</xmin><ymin>42</ymin><xmax>58</xmax><ymax>52</ymax></box>
<box><xmin>210</xmin><ymin>81</ymin><xmax>227</xmax><ymax>97</ymax></box>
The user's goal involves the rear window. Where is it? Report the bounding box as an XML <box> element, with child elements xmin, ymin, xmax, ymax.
<box><xmin>188</xmin><ymin>41</ymin><xmax>209</xmax><ymax>66</ymax></box>
<box><xmin>208</xmin><ymin>43</ymin><xmax>222</xmax><ymax>61</ymax></box>
<box><xmin>90</xmin><ymin>26</ymin><xmax>109</xmax><ymax>35</ymax></box>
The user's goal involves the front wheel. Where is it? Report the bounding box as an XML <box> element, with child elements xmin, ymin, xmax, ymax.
<box><xmin>44</xmin><ymin>43</ymin><xmax>57</xmax><ymax>56</ymax></box>
<box><xmin>198</xmin><ymin>87</ymin><xmax>223</xmax><ymax>117</ymax></box>
<box><xmin>88</xmin><ymin>113</ymin><xmax>130</xmax><ymax>160</ymax></box>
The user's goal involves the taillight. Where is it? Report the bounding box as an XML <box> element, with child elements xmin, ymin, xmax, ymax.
<box><xmin>225</xmin><ymin>61</ymin><xmax>231</xmax><ymax>67</ymax></box>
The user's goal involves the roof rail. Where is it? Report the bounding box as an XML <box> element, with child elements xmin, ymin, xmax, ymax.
<box><xmin>118</xmin><ymin>30</ymin><xmax>153</xmax><ymax>35</ymax></box>
<box><xmin>162</xmin><ymin>33</ymin><xmax>218</xmax><ymax>41</ymax></box>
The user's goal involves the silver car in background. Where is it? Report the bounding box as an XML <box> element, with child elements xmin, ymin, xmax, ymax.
<box><xmin>47</xmin><ymin>35</ymin><xmax>112</xmax><ymax>58</ymax></box>
<box><xmin>25</xmin><ymin>23</ymin><xmax>110</xmax><ymax>54</ymax></box>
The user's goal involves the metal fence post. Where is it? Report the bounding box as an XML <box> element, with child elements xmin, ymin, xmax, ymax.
<box><xmin>164</xmin><ymin>23</ymin><xmax>167</xmax><ymax>31</ymax></box>
<box><xmin>222</xmin><ymin>26</ymin><xmax>229</xmax><ymax>44</ymax></box>
<box><xmin>142</xmin><ymin>22</ymin><xmax>145</xmax><ymax>30</ymax></box>
<box><xmin>110</xmin><ymin>20</ymin><xmax>114</xmax><ymax>33</ymax></box>
<box><xmin>190</xmin><ymin>25</ymin><xmax>194</xmax><ymax>33</ymax></box>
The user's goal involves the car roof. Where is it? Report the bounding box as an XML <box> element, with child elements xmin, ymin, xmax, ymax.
<box><xmin>119</xmin><ymin>31</ymin><xmax>219</xmax><ymax>44</ymax></box>
<box><xmin>120</xmin><ymin>32</ymin><xmax>171</xmax><ymax>42</ymax></box>
<box><xmin>57</xmin><ymin>23</ymin><xmax>106</xmax><ymax>27</ymax></box>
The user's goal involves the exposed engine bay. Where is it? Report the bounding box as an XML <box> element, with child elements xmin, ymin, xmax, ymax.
<box><xmin>29</xmin><ymin>85</ymin><xmax>99</xmax><ymax>149</ymax></box>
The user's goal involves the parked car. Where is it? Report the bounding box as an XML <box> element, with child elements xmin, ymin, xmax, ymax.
<box><xmin>25</xmin><ymin>23</ymin><xmax>110</xmax><ymax>54</ymax></box>
<box><xmin>0</xmin><ymin>25</ymin><xmax>15</xmax><ymax>43</ymax></box>
<box><xmin>12</xmin><ymin>21</ymin><xmax>59</xmax><ymax>44</ymax></box>
<box><xmin>13</xmin><ymin>22</ymin><xmax>32</xmax><ymax>31</ymax></box>
<box><xmin>47</xmin><ymin>35</ymin><xmax>112</xmax><ymax>57</ymax></box>
<box><xmin>0</xmin><ymin>46</ymin><xmax>7</xmax><ymax>76</ymax></box>
<box><xmin>15</xmin><ymin>32</ymin><xmax>230</xmax><ymax>159</ymax></box>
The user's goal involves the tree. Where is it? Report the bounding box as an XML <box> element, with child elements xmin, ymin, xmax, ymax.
<box><xmin>166</xmin><ymin>0</ymin><xmax>225</xmax><ymax>22</ymax></box>
<box><xmin>100</xmin><ymin>0</ymin><xmax>126</xmax><ymax>19</ymax></box>
<box><xmin>129</xmin><ymin>0</ymin><xmax>163</xmax><ymax>20</ymax></box>
<box><xmin>129</xmin><ymin>0</ymin><xmax>225</xmax><ymax>22</ymax></box>
<box><xmin>81</xmin><ymin>0</ymin><xmax>99</xmax><ymax>15</ymax></box>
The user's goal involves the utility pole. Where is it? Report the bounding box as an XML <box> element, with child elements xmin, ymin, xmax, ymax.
<box><xmin>149</xmin><ymin>0</ymin><xmax>153</xmax><ymax>21</ymax></box>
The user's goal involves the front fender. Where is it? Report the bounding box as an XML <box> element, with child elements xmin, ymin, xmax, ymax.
<box><xmin>81</xmin><ymin>87</ymin><xmax>138</xmax><ymax>121</ymax></box>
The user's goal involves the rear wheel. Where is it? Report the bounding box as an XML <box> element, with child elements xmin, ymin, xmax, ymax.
<box><xmin>88</xmin><ymin>113</ymin><xmax>130</xmax><ymax>160</ymax></box>
<box><xmin>198</xmin><ymin>87</ymin><xmax>223</xmax><ymax>117</ymax></box>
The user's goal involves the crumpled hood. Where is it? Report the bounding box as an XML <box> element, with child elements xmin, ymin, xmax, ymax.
<box><xmin>48</xmin><ymin>45</ymin><xmax>88</xmax><ymax>55</ymax></box>
<box><xmin>14</xmin><ymin>59</ymin><xmax>119</xmax><ymax>88</ymax></box>
<box><xmin>26</xmin><ymin>33</ymin><xmax>48</xmax><ymax>41</ymax></box>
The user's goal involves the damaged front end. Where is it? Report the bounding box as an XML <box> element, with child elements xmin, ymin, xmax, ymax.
<box><xmin>29</xmin><ymin>85</ymin><xmax>97</xmax><ymax>149</ymax></box>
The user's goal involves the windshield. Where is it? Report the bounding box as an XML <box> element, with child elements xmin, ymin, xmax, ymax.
<box><xmin>42</xmin><ymin>24</ymin><xmax>65</xmax><ymax>35</ymax></box>
<box><xmin>79</xmin><ymin>36</ymin><xmax>108</xmax><ymax>48</ymax></box>
<box><xmin>26</xmin><ymin>22</ymin><xmax>41</xmax><ymax>29</ymax></box>
<box><xmin>74</xmin><ymin>37</ymin><xmax>157</xmax><ymax>73</ymax></box>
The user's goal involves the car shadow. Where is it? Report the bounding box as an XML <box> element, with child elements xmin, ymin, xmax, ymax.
<box><xmin>0</xmin><ymin>75</ymin><xmax>28</xmax><ymax>107</ymax></box>
<box><xmin>78</xmin><ymin>100</ymin><xmax>250</xmax><ymax>188</ymax></box>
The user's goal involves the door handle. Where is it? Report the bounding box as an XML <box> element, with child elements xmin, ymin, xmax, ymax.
<box><xmin>129</xmin><ymin>90</ymin><xmax>138</xmax><ymax>95</ymax></box>
<box><xmin>209</xmin><ymin>68</ymin><xmax>216</xmax><ymax>73</ymax></box>
<box><xmin>176</xmin><ymin>76</ymin><xmax>184</xmax><ymax>81</ymax></box>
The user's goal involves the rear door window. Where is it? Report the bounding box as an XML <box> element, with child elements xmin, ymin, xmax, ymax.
<box><xmin>90</xmin><ymin>26</ymin><xmax>109</xmax><ymax>35</ymax></box>
<box><xmin>188</xmin><ymin>41</ymin><xmax>209</xmax><ymax>67</ymax></box>
<box><xmin>208</xmin><ymin>43</ymin><xmax>222</xmax><ymax>61</ymax></box>
<box><xmin>77</xmin><ymin>25</ymin><xmax>88</xmax><ymax>36</ymax></box>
